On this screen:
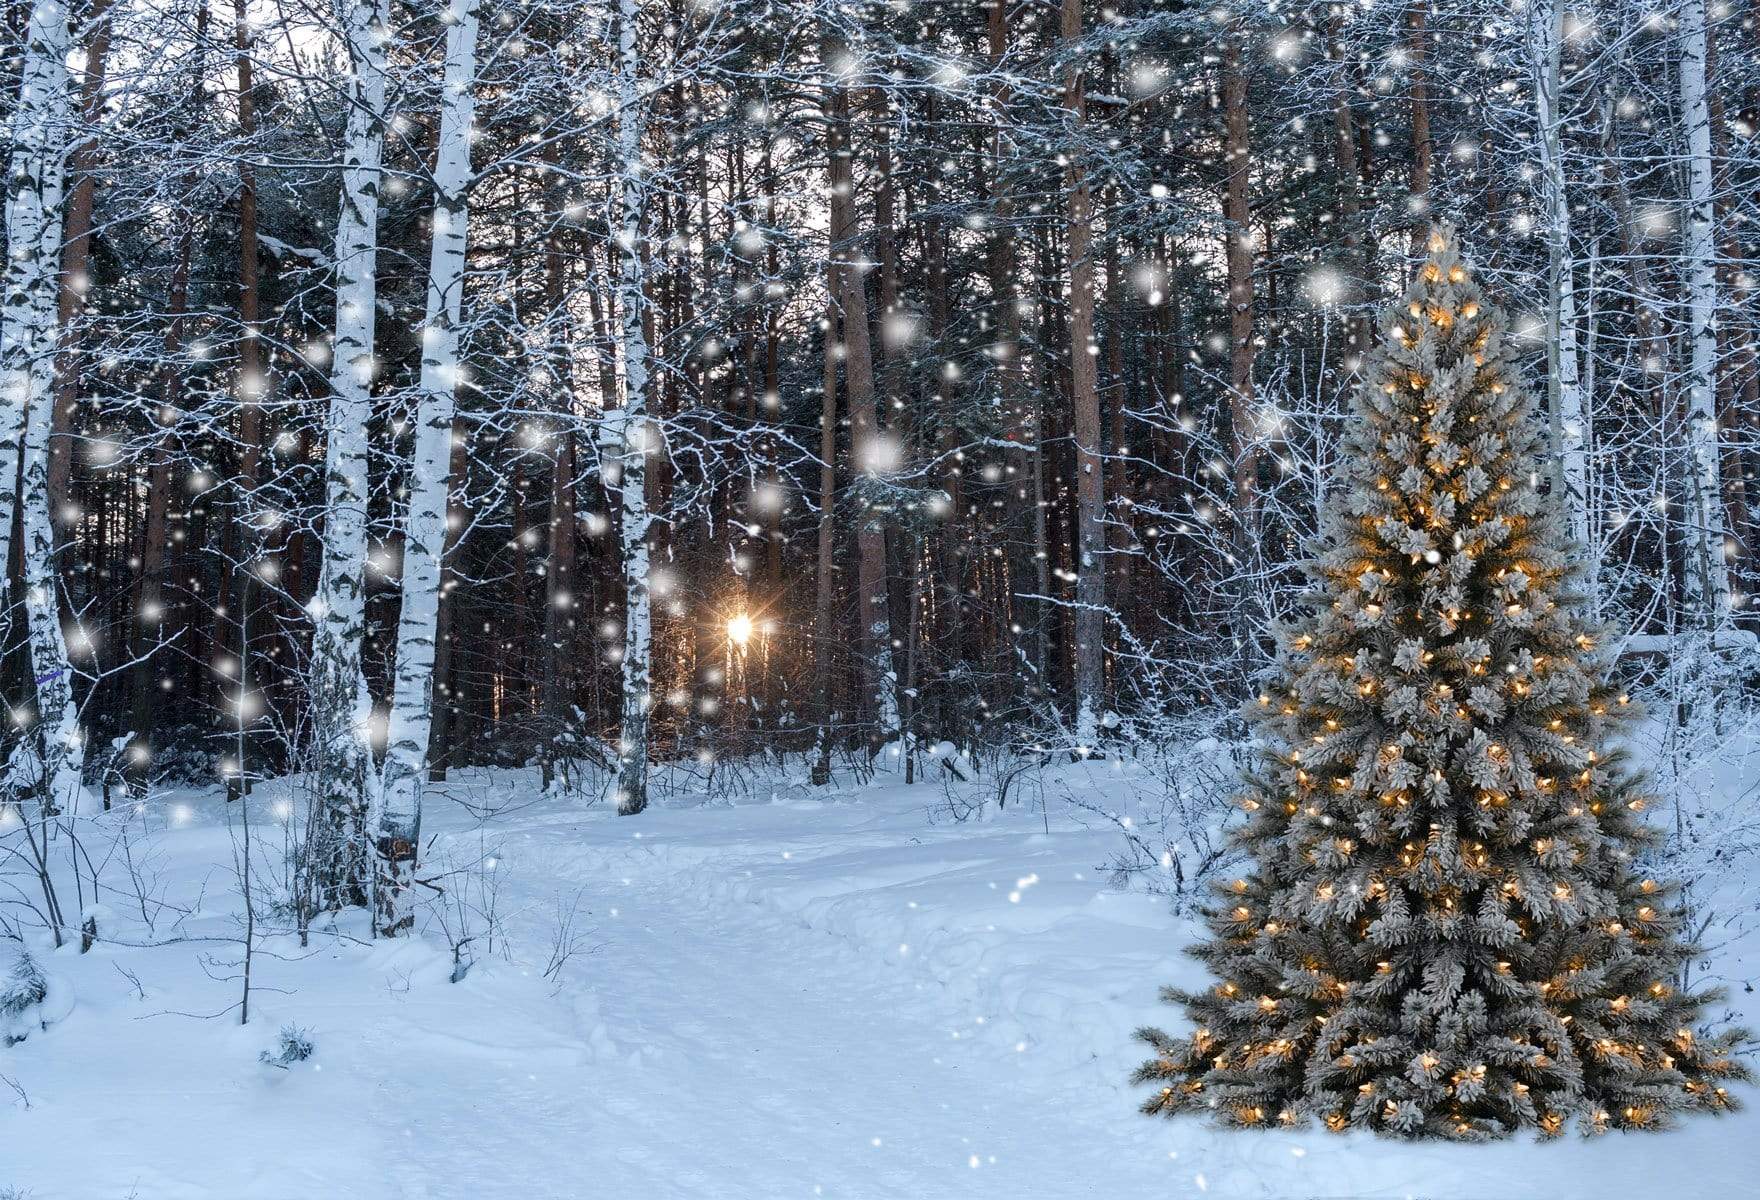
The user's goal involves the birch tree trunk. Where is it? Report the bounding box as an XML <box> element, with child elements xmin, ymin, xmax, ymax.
<box><xmin>375</xmin><ymin>0</ymin><xmax>478</xmax><ymax>935</ymax></box>
<box><xmin>613</xmin><ymin>0</ymin><xmax>654</xmax><ymax>815</ymax></box>
<box><xmin>0</xmin><ymin>0</ymin><xmax>68</xmax><ymax>580</ymax></box>
<box><xmin>1528</xmin><ymin>0</ymin><xmax>1590</xmax><ymax>554</ymax></box>
<box><xmin>309</xmin><ymin>0</ymin><xmax>390</xmax><ymax>908</ymax></box>
<box><xmin>1678</xmin><ymin>0</ymin><xmax>1732</xmax><ymax>624</ymax></box>
<box><xmin>424</xmin><ymin>426</ymin><xmax>468</xmax><ymax>779</ymax></box>
<box><xmin>1062</xmin><ymin>0</ymin><xmax>1104</xmax><ymax>749</ymax></box>
<box><xmin>1</xmin><ymin>0</ymin><xmax>86</xmax><ymax>817</ymax></box>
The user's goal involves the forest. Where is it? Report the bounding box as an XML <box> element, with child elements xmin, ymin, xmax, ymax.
<box><xmin>3</xmin><ymin>0</ymin><xmax>1760</xmax><ymax>1195</ymax></box>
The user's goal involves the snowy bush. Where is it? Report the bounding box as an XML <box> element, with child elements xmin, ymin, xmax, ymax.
<box><xmin>1052</xmin><ymin>730</ymin><xmax>1243</xmax><ymax>907</ymax></box>
<box><xmin>0</xmin><ymin>940</ymin><xmax>48</xmax><ymax>1046</ymax></box>
<box><xmin>259</xmin><ymin>1025</ymin><xmax>315</xmax><ymax>1069</ymax></box>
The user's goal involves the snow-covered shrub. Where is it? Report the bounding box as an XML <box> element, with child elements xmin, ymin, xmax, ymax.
<box><xmin>92</xmin><ymin>722</ymin><xmax>222</xmax><ymax>789</ymax></box>
<box><xmin>1053</xmin><ymin>727</ymin><xmax>1242</xmax><ymax>907</ymax></box>
<box><xmin>259</xmin><ymin>1025</ymin><xmax>315</xmax><ymax>1068</ymax></box>
<box><xmin>1</xmin><ymin>939</ymin><xmax>49</xmax><ymax>1046</ymax></box>
<box><xmin>1128</xmin><ymin>734</ymin><xmax>1241</xmax><ymax>894</ymax></box>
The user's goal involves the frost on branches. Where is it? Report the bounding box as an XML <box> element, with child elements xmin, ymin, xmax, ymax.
<box><xmin>1134</xmin><ymin>229</ymin><xmax>1749</xmax><ymax>1141</ymax></box>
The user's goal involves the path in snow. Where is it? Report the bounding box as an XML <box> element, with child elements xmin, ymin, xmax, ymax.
<box><xmin>427</xmin><ymin>797</ymin><xmax>1188</xmax><ymax>1199</ymax></box>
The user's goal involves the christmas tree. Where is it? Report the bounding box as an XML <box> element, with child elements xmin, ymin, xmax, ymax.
<box><xmin>1134</xmin><ymin>229</ymin><xmax>1749</xmax><ymax>1139</ymax></box>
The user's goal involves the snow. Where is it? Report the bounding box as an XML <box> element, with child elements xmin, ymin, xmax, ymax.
<box><xmin>4</xmin><ymin>758</ymin><xmax>1757</xmax><ymax>1198</ymax></box>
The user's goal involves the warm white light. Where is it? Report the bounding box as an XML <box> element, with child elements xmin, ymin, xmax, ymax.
<box><xmin>727</xmin><ymin>613</ymin><xmax>754</xmax><ymax>648</ymax></box>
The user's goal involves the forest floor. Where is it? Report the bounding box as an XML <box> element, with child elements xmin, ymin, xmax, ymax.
<box><xmin>3</xmin><ymin>754</ymin><xmax>1759</xmax><ymax>1199</ymax></box>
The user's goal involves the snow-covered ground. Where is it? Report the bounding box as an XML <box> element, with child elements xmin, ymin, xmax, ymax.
<box><xmin>4</xmin><ymin>756</ymin><xmax>1758</xmax><ymax>1199</ymax></box>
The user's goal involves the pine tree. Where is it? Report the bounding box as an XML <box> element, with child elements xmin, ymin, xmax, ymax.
<box><xmin>1134</xmin><ymin>229</ymin><xmax>1749</xmax><ymax>1140</ymax></box>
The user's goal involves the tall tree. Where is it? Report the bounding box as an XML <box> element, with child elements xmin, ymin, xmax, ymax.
<box><xmin>47</xmin><ymin>0</ymin><xmax>115</xmax><ymax>535</ymax></box>
<box><xmin>0</xmin><ymin>0</ymin><xmax>85</xmax><ymax>817</ymax></box>
<box><xmin>1677</xmin><ymin>0</ymin><xmax>1732</xmax><ymax>624</ymax></box>
<box><xmin>1404</xmin><ymin>1</ymin><xmax>1432</xmax><ymax>238</ymax></box>
<box><xmin>1527</xmin><ymin>0</ymin><xmax>1588</xmax><ymax>552</ymax></box>
<box><xmin>1221</xmin><ymin>26</ymin><xmax>1259</xmax><ymax>609</ymax></box>
<box><xmin>377</xmin><ymin>0</ymin><xmax>481</xmax><ymax>935</ymax></box>
<box><xmin>612</xmin><ymin>0</ymin><xmax>656</xmax><ymax>815</ymax></box>
<box><xmin>823</xmin><ymin>29</ymin><xmax>899</xmax><ymax>748</ymax></box>
<box><xmin>1063</xmin><ymin>0</ymin><xmax>1105</xmax><ymax>747</ymax></box>
<box><xmin>308</xmin><ymin>0</ymin><xmax>392</xmax><ymax>906</ymax></box>
<box><xmin>224</xmin><ymin>0</ymin><xmax>266</xmax><ymax>802</ymax></box>
<box><xmin>810</xmin><ymin>291</ymin><xmax>840</xmax><ymax>787</ymax></box>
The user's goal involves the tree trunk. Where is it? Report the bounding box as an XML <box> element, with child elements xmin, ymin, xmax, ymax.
<box><xmin>309</xmin><ymin>0</ymin><xmax>391</xmax><ymax>909</ymax></box>
<box><xmin>225</xmin><ymin>0</ymin><xmax>266</xmax><ymax>801</ymax></box>
<box><xmin>823</xmin><ymin>33</ymin><xmax>899</xmax><ymax>747</ymax></box>
<box><xmin>613</xmin><ymin>0</ymin><xmax>655</xmax><ymax>814</ymax></box>
<box><xmin>1528</xmin><ymin>0</ymin><xmax>1590</xmax><ymax>554</ymax></box>
<box><xmin>0</xmin><ymin>0</ymin><xmax>86</xmax><ymax>817</ymax></box>
<box><xmin>810</xmin><ymin>296</ymin><xmax>839</xmax><ymax>786</ymax></box>
<box><xmin>540</xmin><ymin>144</ymin><xmax>577</xmax><ymax>779</ymax></box>
<box><xmin>985</xmin><ymin>0</ymin><xmax>1044</xmax><ymax>677</ymax></box>
<box><xmin>425</xmin><ymin>425</ymin><xmax>468</xmax><ymax>781</ymax></box>
<box><xmin>925</xmin><ymin>175</ymin><xmax>966</xmax><ymax>684</ymax></box>
<box><xmin>129</xmin><ymin>207</ymin><xmax>196</xmax><ymax>793</ymax></box>
<box><xmin>46</xmin><ymin>0</ymin><xmax>114</xmax><ymax>537</ymax></box>
<box><xmin>1062</xmin><ymin>0</ymin><xmax>1105</xmax><ymax>749</ymax></box>
<box><xmin>1405</xmin><ymin>2</ymin><xmax>1433</xmax><ymax>241</ymax></box>
<box><xmin>1222</xmin><ymin>37</ymin><xmax>1258</xmax><ymax>565</ymax></box>
<box><xmin>1678</xmin><ymin>0</ymin><xmax>1732</xmax><ymax>623</ymax></box>
<box><xmin>375</xmin><ymin>0</ymin><xmax>479</xmax><ymax>936</ymax></box>
<box><xmin>1327</xmin><ymin>17</ymin><xmax>1370</xmax><ymax>359</ymax></box>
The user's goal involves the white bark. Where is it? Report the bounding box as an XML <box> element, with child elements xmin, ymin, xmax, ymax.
<box><xmin>1678</xmin><ymin>0</ymin><xmax>1731</xmax><ymax>624</ymax></box>
<box><xmin>1</xmin><ymin>0</ymin><xmax>71</xmax><ymax>594</ymax></box>
<box><xmin>1527</xmin><ymin>0</ymin><xmax>1589</xmax><ymax>554</ymax></box>
<box><xmin>613</xmin><ymin>0</ymin><xmax>653</xmax><ymax>816</ymax></box>
<box><xmin>375</xmin><ymin>0</ymin><xmax>479</xmax><ymax>934</ymax></box>
<box><xmin>309</xmin><ymin>0</ymin><xmax>390</xmax><ymax>905</ymax></box>
<box><xmin>0</xmin><ymin>1</ymin><xmax>87</xmax><ymax>817</ymax></box>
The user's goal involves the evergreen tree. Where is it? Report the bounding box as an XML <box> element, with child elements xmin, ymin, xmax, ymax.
<box><xmin>1134</xmin><ymin>229</ymin><xmax>1750</xmax><ymax>1140</ymax></box>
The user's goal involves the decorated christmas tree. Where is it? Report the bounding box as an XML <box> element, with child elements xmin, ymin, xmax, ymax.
<box><xmin>1134</xmin><ymin>229</ymin><xmax>1749</xmax><ymax>1139</ymax></box>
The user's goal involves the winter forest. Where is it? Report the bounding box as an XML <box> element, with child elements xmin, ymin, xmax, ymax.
<box><xmin>4</xmin><ymin>0</ymin><xmax>1760</xmax><ymax>1194</ymax></box>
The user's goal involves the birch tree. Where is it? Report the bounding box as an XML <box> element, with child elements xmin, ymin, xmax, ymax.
<box><xmin>376</xmin><ymin>0</ymin><xmax>480</xmax><ymax>935</ymax></box>
<box><xmin>0</xmin><ymin>0</ymin><xmax>88</xmax><ymax>817</ymax></box>
<box><xmin>1526</xmin><ymin>0</ymin><xmax>1589</xmax><ymax>552</ymax></box>
<box><xmin>309</xmin><ymin>0</ymin><xmax>392</xmax><ymax>905</ymax></box>
<box><xmin>612</xmin><ymin>0</ymin><xmax>654</xmax><ymax>816</ymax></box>
<box><xmin>1677</xmin><ymin>0</ymin><xmax>1731</xmax><ymax>625</ymax></box>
